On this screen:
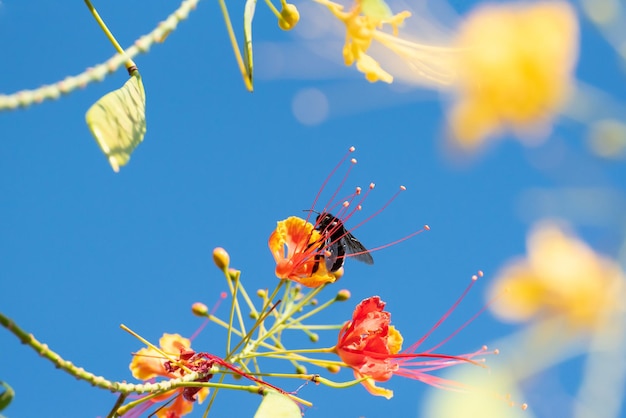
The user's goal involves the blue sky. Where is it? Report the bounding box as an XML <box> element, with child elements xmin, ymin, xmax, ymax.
<box><xmin>1</xmin><ymin>1</ymin><xmax>625</xmax><ymax>417</ymax></box>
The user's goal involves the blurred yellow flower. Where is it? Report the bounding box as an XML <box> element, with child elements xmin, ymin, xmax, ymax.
<box><xmin>314</xmin><ymin>0</ymin><xmax>411</xmax><ymax>83</ymax></box>
<box><xmin>449</xmin><ymin>1</ymin><xmax>579</xmax><ymax>149</ymax></box>
<box><xmin>489</xmin><ymin>222</ymin><xmax>625</xmax><ymax>331</ymax></box>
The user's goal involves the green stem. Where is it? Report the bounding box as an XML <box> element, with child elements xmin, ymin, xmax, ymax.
<box><xmin>202</xmin><ymin>313</ymin><xmax>279</xmax><ymax>353</ymax></box>
<box><xmin>0</xmin><ymin>311</ymin><xmax>118</xmax><ymax>391</ymax></box>
<box><xmin>217</xmin><ymin>0</ymin><xmax>253</xmax><ymax>91</ymax></box>
<box><xmin>1</xmin><ymin>0</ymin><xmax>200</xmax><ymax>111</ymax></box>
<box><xmin>284</xmin><ymin>324</ymin><xmax>343</xmax><ymax>330</ymax></box>
<box><xmin>233</xmin><ymin>274</ymin><xmax>260</xmax><ymax>319</ymax></box>
<box><xmin>263</xmin><ymin>0</ymin><xmax>281</xmax><ymax>18</ymax></box>
<box><xmin>0</xmin><ymin>311</ymin><xmax>220</xmax><ymax>403</ymax></box>
<box><xmin>84</xmin><ymin>0</ymin><xmax>136</xmax><ymax>70</ymax></box>
<box><xmin>176</xmin><ymin>381</ymin><xmax>312</xmax><ymax>406</ymax></box>
<box><xmin>248</xmin><ymin>347</ymin><xmax>336</xmax><ymax>356</ymax></box>
<box><xmin>287</xmin><ymin>293</ymin><xmax>340</xmax><ymax>326</ymax></box>
<box><xmin>225</xmin><ymin>270</ymin><xmax>242</xmax><ymax>356</ymax></box>
<box><xmin>261</xmin><ymin>283</ymin><xmax>327</xmax><ymax>342</ymax></box>
<box><xmin>202</xmin><ymin>372</ymin><xmax>226</xmax><ymax>418</ymax></box>
<box><xmin>225</xmin><ymin>281</ymin><xmax>285</xmax><ymax>361</ymax></box>
<box><xmin>106</xmin><ymin>394</ymin><xmax>128</xmax><ymax>418</ymax></box>
<box><xmin>117</xmin><ymin>390</ymin><xmax>172</xmax><ymax>416</ymax></box>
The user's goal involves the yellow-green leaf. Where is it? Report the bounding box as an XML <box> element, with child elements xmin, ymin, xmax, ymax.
<box><xmin>0</xmin><ymin>381</ymin><xmax>14</xmax><ymax>412</ymax></box>
<box><xmin>243</xmin><ymin>0</ymin><xmax>257</xmax><ymax>89</ymax></box>
<box><xmin>361</xmin><ymin>0</ymin><xmax>392</xmax><ymax>20</ymax></box>
<box><xmin>86</xmin><ymin>71</ymin><xmax>147</xmax><ymax>172</ymax></box>
<box><xmin>254</xmin><ymin>391</ymin><xmax>300</xmax><ymax>418</ymax></box>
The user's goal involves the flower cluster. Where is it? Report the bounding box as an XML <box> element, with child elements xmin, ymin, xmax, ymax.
<box><xmin>123</xmin><ymin>147</ymin><xmax>496</xmax><ymax>417</ymax></box>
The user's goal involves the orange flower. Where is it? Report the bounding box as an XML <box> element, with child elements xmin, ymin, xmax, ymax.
<box><xmin>489</xmin><ymin>222</ymin><xmax>625</xmax><ymax>331</ymax></box>
<box><xmin>129</xmin><ymin>333</ymin><xmax>209</xmax><ymax>418</ymax></box>
<box><xmin>449</xmin><ymin>1</ymin><xmax>579</xmax><ymax>149</ymax></box>
<box><xmin>268</xmin><ymin>216</ymin><xmax>339</xmax><ymax>288</ymax></box>
<box><xmin>336</xmin><ymin>295</ymin><xmax>488</xmax><ymax>399</ymax></box>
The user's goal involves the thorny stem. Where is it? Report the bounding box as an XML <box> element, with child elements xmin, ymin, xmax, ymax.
<box><xmin>0</xmin><ymin>311</ymin><xmax>118</xmax><ymax>391</ymax></box>
<box><xmin>1</xmin><ymin>310</ymin><xmax>222</xmax><ymax>406</ymax></box>
<box><xmin>0</xmin><ymin>0</ymin><xmax>200</xmax><ymax>111</ymax></box>
<box><xmin>119</xmin><ymin>378</ymin><xmax>313</xmax><ymax>416</ymax></box>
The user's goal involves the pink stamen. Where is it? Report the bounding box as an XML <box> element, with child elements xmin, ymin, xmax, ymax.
<box><xmin>405</xmin><ymin>272</ymin><xmax>484</xmax><ymax>355</ymax></box>
<box><xmin>190</xmin><ymin>292</ymin><xmax>228</xmax><ymax>341</ymax></box>
<box><xmin>306</xmin><ymin>146</ymin><xmax>356</xmax><ymax>223</ymax></box>
<box><xmin>424</xmin><ymin>275</ymin><xmax>497</xmax><ymax>354</ymax></box>
<box><xmin>198</xmin><ymin>353</ymin><xmax>298</xmax><ymax>400</ymax></box>
<box><xmin>354</xmin><ymin>225</ymin><xmax>430</xmax><ymax>257</ymax></box>
<box><xmin>307</xmin><ymin>148</ymin><xmax>357</xmax><ymax>224</ymax></box>
<box><xmin>347</xmin><ymin>184</ymin><xmax>403</xmax><ymax>232</ymax></box>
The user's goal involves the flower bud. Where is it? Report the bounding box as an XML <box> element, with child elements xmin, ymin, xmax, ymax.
<box><xmin>228</xmin><ymin>268</ymin><xmax>240</xmax><ymax>282</ymax></box>
<box><xmin>256</xmin><ymin>289</ymin><xmax>267</xmax><ymax>298</ymax></box>
<box><xmin>326</xmin><ymin>364</ymin><xmax>341</xmax><ymax>374</ymax></box>
<box><xmin>295</xmin><ymin>364</ymin><xmax>307</xmax><ymax>374</ymax></box>
<box><xmin>212</xmin><ymin>247</ymin><xmax>230</xmax><ymax>270</ymax></box>
<box><xmin>278</xmin><ymin>3</ymin><xmax>300</xmax><ymax>30</ymax></box>
<box><xmin>191</xmin><ymin>302</ymin><xmax>209</xmax><ymax>317</ymax></box>
<box><xmin>335</xmin><ymin>289</ymin><xmax>351</xmax><ymax>301</ymax></box>
<box><xmin>309</xmin><ymin>333</ymin><xmax>319</xmax><ymax>343</ymax></box>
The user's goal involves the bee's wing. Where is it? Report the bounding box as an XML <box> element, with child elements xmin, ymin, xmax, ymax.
<box><xmin>343</xmin><ymin>233</ymin><xmax>374</xmax><ymax>265</ymax></box>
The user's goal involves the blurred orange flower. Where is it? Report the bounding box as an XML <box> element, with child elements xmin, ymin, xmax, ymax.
<box><xmin>449</xmin><ymin>1</ymin><xmax>579</xmax><ymax>149</ymax></box>
<box><xmin>268</xmin><ymin>216</ymin><xmax>339</xmax><ymax>288</ymax></box>
<box><xmin>336</xmin><ymin>296</ymin><xmax>488</xmax><ymax>399</ymax></box>
<box><xmin>130</xmin><ymin>333</ymin><xmax>209</xmax><ymax>418</ymax></box>
<box><xmin>489</xmin><ymin>222</ymin><xmax>625</xmax><ymax>331</ymax></box>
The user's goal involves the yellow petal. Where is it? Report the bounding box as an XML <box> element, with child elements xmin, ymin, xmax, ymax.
<box><xmin>356</xmin><ymin>54</ymin><xmax>393</xmax><ymax>83</ymax></box>
<box><xmin>387</xmin><ymin>325</ymin><xmax>404</xmax><ymax>354</ymax></box>
<box><xmin>357</xmin><ymin>372</ymin><xmax>394</xmax><ymax>399</ymax></box>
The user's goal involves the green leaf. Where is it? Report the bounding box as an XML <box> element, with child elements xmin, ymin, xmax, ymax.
<box><xmin>243</xmin><ymin>0</ymin><xmax>257</xmax><ymax>88</ymax></box>
<box><xmin>254</xmin><ymin>391</ymin><xmax>300</xmax><ymax>418</ymax></box>
<box><xmin>86</xmin><ymin>70</ymin><xmax>147</xmax><ymax>172</ymax></box>
<box><xmin>0</xmin><ymin>381</ymin><xmax>14</xmax><ymax>412</ymax></box>
<box><xmin>361</xmin><ymin>0</ymin><xmax>392</xmax><ymax>20</ymax></box>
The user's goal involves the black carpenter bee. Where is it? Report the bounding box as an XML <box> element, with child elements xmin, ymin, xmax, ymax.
<box><xmin>312</xmin><ymin>212</ymin><xmax>374</xmax><ymax>273</ymax></box>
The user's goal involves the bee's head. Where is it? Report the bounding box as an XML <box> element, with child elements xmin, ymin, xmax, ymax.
<box><xmin>316</xmin><ymin>212</ymin><xmax>340</xmax><ymax>231</ymax></box>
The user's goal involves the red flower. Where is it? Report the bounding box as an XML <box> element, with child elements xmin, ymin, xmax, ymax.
<box><xmin>336</xmin><ymin>291</ymin><xmax>488</xmax><ymax>399</ymax></box>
